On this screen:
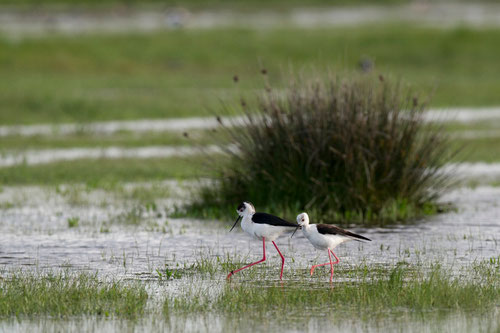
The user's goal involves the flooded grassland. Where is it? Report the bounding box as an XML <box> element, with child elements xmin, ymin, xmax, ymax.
<box><xmin>2</xmin><ymin>4</ymin><xmax>500</xmax><ymax>330</ymax></box>
<box><xmin>0</xmin><ymin>180</ymin><xmax>498</xmax><ymax>332</ymax></box>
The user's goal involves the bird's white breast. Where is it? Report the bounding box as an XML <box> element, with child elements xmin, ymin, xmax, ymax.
<box><xmin>302</xmin><ymin>225</ymin><xmax>348</xmax><ymax>250</ymax></box>
<box><xmin>241</xmin><ymin>215</ymin><xmax>289</xmax><ymax>241</ymax></box>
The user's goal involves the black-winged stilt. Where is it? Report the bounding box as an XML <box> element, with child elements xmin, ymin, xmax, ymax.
<box><xmin>296</xmin><ymin>212</ymin><xmax>371</xmax><ymax>282</ymax></box>
<box><xmin>227</xmin><ymin>202</ymin><xmax>298</xmax><ymax>280</ymax></box>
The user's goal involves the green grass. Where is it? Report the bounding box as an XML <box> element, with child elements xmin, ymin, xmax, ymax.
<box><xmin>0</xmin><ymin>134</ymin><xmax>498</xmax><ymax>187</ymax></box>
<box><xmin>0</xmin><ymin>121</ymin><xmax>497</xmax><ymax>159</ymax></box>
<box><xmin>0</xmin><ymin>0</ymin><xmax>409</xmax><ymax>10</ymax></box>
<box><xmin>155</xmin><ymin>251</ymin><xmax>251</xmax><ymax>281</ymax></box>
<box><xmin>164</xmin><ymin>261</ymin><xmax>500</xmax><ymax>319</ymax></box>
<box><xmin>67</xmin><ymin>216</ymin><xmax>79</xmax><ymax>228</ymax></box>
<box><xmin>4</xmin><ymin>0</ymin><xmax>496</xmax><ymax>11</ymax></box>
<box><xmin>444</xmin><ymin>121</ymin><xmax>500</xmax><ymax>133</ymax></box>
<box><xmin>0</xmin><ymin>156</ymin><xmax>217</xmax><ymax>185</ymax></box>
<box><xmin>1</xmin><ymin>26</ymin><xmax>500</xmax><ymax>125</ymax></box>
<box><xmin>0</xmin><ymin>129</ymin><xmax>223</xmax><ymax>150</ymax></box>
<box><xmin>176</xmin><ymin>198</ymin><xmax>444</xmax><ymax>227</ymax></box>
<box><xmin>0</xmin><ymin>260</ymin><xmax>497</xmax><ymax>331</ymax></box>
<box><xmin>117</xmin><ymin>182</ymin><xmax>172</xmax><ymax>203</ymax></box>
<box><xmin>452</xmin><ymin>137</ymin><xmax>500</xmax><ymax>163</ymax></box>
<box><xmin>0</xmin><ymin>271</ymin><xmax>148</xmax><ymax>318</ymax></box>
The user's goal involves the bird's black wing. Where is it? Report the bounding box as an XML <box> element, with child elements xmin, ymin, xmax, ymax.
<box><xmin>252</xmin><ymin>212</ymin><xmax>298</xmax><ymax>228</ymax></box>
<box><xmin>316</xmin><ymin>224</ymin><xmax>371</xmax><ymax>241</ymax></box>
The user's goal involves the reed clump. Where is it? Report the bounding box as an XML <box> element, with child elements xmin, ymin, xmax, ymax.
<box><xmin>195</xmin><ymin>74</ymin><xmax>456</xmax><ymax>224</ymax></box>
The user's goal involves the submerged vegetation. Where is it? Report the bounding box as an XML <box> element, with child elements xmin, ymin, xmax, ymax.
<box><xmin>219</xmin><ymin>265</ymin><xmax>499</xmax><ymax>315</ymax></box>
<box><xmin>165</xmin><ymin>261</ymin><xmax>500</xmax><ymax>319</ymax></box>
<box><xmin>0</xmin><ymin>258</ymin><xmax>498</xmax><ymax>323</ymax></box>
<box><xmin>191</xmin><ymin>75</ymin><xmax>457</xmax><ymax>224</ymax></box>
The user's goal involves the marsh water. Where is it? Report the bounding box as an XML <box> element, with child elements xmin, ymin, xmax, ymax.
<box><xmin>0</xmin><ymin>182</ymin><xmax>499</xmax><ymax>332</ymax></box>
<box><xmin>1</xmin><ymin>108</ymin><xmax>500</xmax><ymax>138</ymax></box>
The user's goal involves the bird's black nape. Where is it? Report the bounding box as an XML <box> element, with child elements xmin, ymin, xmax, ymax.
<box><xmin>230</xmin><ymin>215</ymin><xmax>242</xmax><ymax>232</ymax></box>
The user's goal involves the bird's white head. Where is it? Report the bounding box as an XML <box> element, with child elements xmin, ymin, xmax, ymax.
<box><xmin>230</xmin><ymin>201</ymin><xmax>255</xmax><ymax>232</ymax></box>
<box><xmin>296</xmin><ymin>212</ymin><xmax>310</xmax><ymax>227</ymax></box>
<box><xmin>236</xmin><ymin>201</ymin><xmax>255</xmax><ymax>217</ymax></box>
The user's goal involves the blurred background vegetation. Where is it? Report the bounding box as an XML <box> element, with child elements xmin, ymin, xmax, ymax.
<box><xmin>0</xmin><ymin>0</ymin><xmax>412</xmax><ymax>8</ymax></box>
<box><xmin>0</xmin><ymin>0</ymin><xmax>499</xmax><ymax>214</ymax></box>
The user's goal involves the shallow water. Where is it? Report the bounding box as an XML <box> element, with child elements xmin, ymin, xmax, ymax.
<box><xmin>0</xmin><ymin>115</ymin><xmax>247</xmax><ymax>137</ymax></box>
<box><xmin>0</xmin><ymin>183</ymin><xmax>499</xmax><ymax>332</ymax></box>
<box><xmin>0</xmin><ymin>145</ymin><xmax>224</xmax><ymax>167</ymax></box>
<box><xmin>1</xmin><ymin>310</ymin><xmax>498</xmax><ymax>333</ymax></box>
<box><xmin>0</xmin><ymin>107</ymin><xmax>499</xmax><ymax>138</ymax></box>
<box><xmin>0</xmin><ymin>184</ymin><xmax>498</xmax><ymax>278</ymax></box>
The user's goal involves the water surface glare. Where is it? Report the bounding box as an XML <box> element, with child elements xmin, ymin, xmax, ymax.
<box><xmin>0</xmin><ymin>184</ymin><xmax>498</xmax><ymax>276</ymax></box>
<box><xmin>1</xmin><ymin>107</ymin><xmax>499</xmax><ymax>138</ymax></box>
<box><xmin>0</xmin><ymin>311</ymin><xmax>498</xmax><ymax>333</ymax></box>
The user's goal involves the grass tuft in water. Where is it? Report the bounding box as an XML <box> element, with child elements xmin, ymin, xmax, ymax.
<box><xmin>67</xmin><ymin>216</ymin><xmax>80</xmax><ymax>228</ymax></box>
<box><xmin>156</xmin><ymin>251</ymin><xmax>251</xmax><ymax>280</ymax></box>
<box><xmin>190</xmin><ymin>74</ymin><xmax>458</xmax><ymax>225</ymax></box>
<box><xmin>0</xmin><ymin>271</ymin><xmax>148</xmax><ymax>319</ymax></box>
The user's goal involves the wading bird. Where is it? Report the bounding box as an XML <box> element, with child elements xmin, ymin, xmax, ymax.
<box><xmin>227</xmin><ymin>202</ymin><xmax>298</xmax><ymax>280</ymax></box>
<box><xmin>296</xmin><ymin>212</ymin><xmax>371</xmax><ymax>282</ymax></box>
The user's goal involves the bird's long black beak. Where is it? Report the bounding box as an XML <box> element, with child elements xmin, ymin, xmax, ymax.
<box><xmin>291</xmin><ymin>226</ymin><xmax>301</xmax><ymax>238</ymax></box>
<box><xmin>230</xmin><ymin>215</ymin><xmax>242</xmax><ymax>232</ymax></box>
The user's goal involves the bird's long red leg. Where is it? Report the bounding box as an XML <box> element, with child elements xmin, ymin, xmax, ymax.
<box><xmin>227</xmin><ymin>237</ymin><xmax>267</xmax><ymax>280</ymax></box>
<box><xmin>328</xmin><ymin>250</ymin><xmax>333</xmax><ymax>282</ymax></box>
<box><xmin>272</xmin><ymin>241</ymin><xmax>285</xmax><ymax>281</ymax></box>
<box><xmin>330</xmin><ymin>250</ymin><xmax>340</xmax><ymax>265</ymax></box>
<box><xmin>310</xmin><ymin>249</ymin><xmax>340</xmax><ymax>277</ymax></box>
<box><xmin>329</xmin><ymin>250</ymin><xmax>340</xmax><ymax>282</ymax></box>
